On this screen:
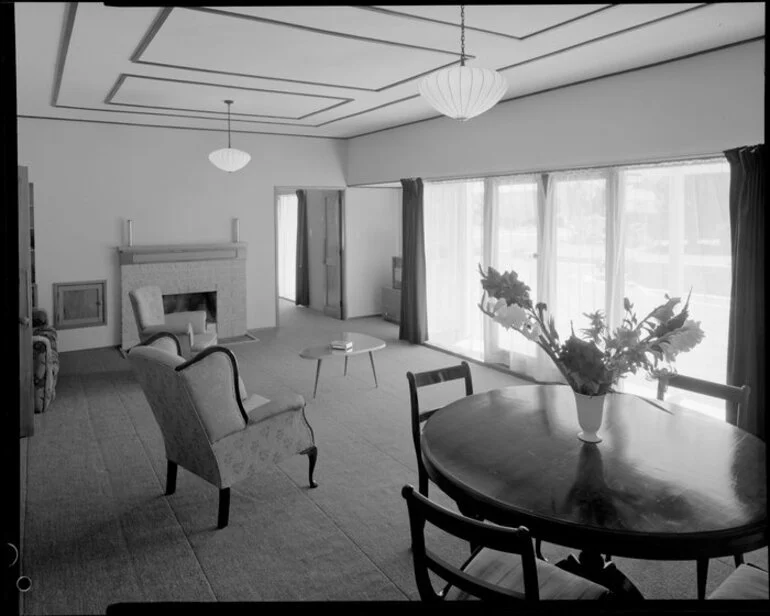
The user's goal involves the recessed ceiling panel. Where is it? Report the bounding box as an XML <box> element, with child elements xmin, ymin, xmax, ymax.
<box><xmin>137</xmin><ymin>7</ymin><xmax>463</xmax><ymax>91</ymax></box>
<box><xmin>14</xmin><ymin>3</ymin><xmax>765</xmax><ymax>139</ymax></box>
<box><xmin>108</xmin><ymin>74</ymin><xmax>350</xmax><ymax>120</ymax></box>
<box><xmin>375</xmin><ymin>4</ymin><xmax>610</xmax><ymax>38</ymax></box>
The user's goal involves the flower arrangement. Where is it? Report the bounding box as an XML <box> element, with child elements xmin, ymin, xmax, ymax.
<box><xmin>478</xmin><ymin>265</ymin><xmax>705</xmax><ymax>396</ymax></box>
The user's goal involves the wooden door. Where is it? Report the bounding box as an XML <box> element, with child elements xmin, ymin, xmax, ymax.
<box><xmin>18</xmin><ymin>167</ymin><xmax>34</xmax><ymax>438</ymax></box>
<box><xmin>323</xmin><ymin>193</ymin><xmax>343</xmax><ymax>319</ymax></box>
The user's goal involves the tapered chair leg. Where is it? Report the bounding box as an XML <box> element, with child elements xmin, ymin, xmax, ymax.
<box><xmin>696</xmin><ymin>557</ymin><xmax>709</xmax><ymax>600</ymax></box>
<box><xmin>734</xmin><ymin>553</ymin><xmax>744</xmax><ymax>567</ymax></box>
<box><xmin>218</xmin><ymin>488</ymin><xmax>230</xmax><ymax>529</ymax></box>
<box><xmin>165</xmin><ymin>460</ymin><xmax>177</xmax><ymax>495</ymax></box>
<box><xmin>306</xmin><ymin>446</ymin><xmax>319</xmax><ymax>488</ymax></box>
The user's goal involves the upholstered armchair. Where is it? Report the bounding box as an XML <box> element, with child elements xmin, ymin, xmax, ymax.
<box><xmin>127</xmin><ymin>332</ymin><xmax>318</xmax><ymax>529</ymax></box>
<box><xmin>32</xmin><ymin>308</ymin><xmax>59</xmax><ymax>413</ymax></box>
<box><xmin>128</xmin><ymin>285</ymin><xmax>217</xmax><ymax>358</ymax></box>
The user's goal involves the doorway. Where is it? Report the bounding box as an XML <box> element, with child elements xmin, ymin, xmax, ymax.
<box><xmin>274</xmin><ymin>187</ymin><xmax>346</xmax><ymax>327</ymax></box>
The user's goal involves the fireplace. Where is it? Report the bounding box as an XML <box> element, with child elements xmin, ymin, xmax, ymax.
<box><xmin>118</xmin><ymin>242</ymin><xmax>247</xmax><ymax>351</ymax></box>
<box><xmin>163</xmin><ymin>291</ymin><xmax>216</xmax><ymax>325</ymax></box>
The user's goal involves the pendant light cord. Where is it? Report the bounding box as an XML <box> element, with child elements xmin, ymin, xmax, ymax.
<box><xmin>460</xmin><ymin>5</ymin><xmax>466</xmax><ymax>67</ymax></box>
<box><xmin>226</xmin><ymin>101</ymin><xmax>232</xmax><ymax>148</ymax></box>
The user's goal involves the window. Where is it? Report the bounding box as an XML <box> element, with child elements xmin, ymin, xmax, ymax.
<box><xmin>277</xmin><ymin>193</ymin><xmax>298</xmax><ymax>301</ymax></box>
<box><xmin>423</xmin><ymin>157</ymin><xmax>733</xmax><ymax>420</ymax></box>
<box><xmin>424</xmin><ymin>180</ymin><xmax>484</xmax><ymax>360</ymax></box>
<box><xmin>618</xmin><ymin>161</ymin><xmax>731</xmax><ymax>419</ymax></box>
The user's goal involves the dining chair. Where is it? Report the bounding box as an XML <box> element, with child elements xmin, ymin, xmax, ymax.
<box><xmin>406</xmin><ymin>361</ymin><xmax>473</xmax><ymax>498</ymax></box>
<box><xmin>406</xmin><ymin>363</ymin><xmax>546</xmax><ymax>560</ymax></box>
<box><xmin>401</xmin><ymin>485</ymin><xmax>614</xmax><ymax>602</ymax></box>
<box><xmin>657</xmin><ymin>373</ymin><xmax>752</xmax><ymax>598</ymax></box>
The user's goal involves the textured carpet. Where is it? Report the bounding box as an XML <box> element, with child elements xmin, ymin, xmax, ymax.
<box><xmin>21</xmin><ymin>302</ymin><xmax>767</xmax><ymax>613</ymax></box>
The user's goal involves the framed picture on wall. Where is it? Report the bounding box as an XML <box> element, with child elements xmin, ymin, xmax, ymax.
<box><xmin>53</xmin><ymin>280</ymin><xmax>107</xmax><ymax>330</ymax></box>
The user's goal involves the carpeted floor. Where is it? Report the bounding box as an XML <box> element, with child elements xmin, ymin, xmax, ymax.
<box><xmin>21</xmin><ymin>301</ymin><xmax>766</xmax><ymax>613</ymax></box>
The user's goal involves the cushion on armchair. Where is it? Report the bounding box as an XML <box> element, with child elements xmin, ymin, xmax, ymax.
<box><xmin>32</xmin><ymin>320</ymin><xmax>59</xmax><ymax>413</ymax></box>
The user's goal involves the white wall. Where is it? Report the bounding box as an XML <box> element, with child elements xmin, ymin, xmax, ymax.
<box><xmin>18</xmin><ymin>119</ymin><xmax>347</xmax><ymax>351</ymax></box>
<box><xmin>344</xmin><ymin>187</ymin><xmax>402</xmax><ymax>318</ymax></box>
<box><xmin>347</xmin><ymin>40</ymin><xmax>765</xmax><ymax>185</ymax></box>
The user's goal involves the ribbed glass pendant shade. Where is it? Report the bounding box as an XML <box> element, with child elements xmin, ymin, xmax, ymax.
<box><xmin>419</xmin><ymin>65</ymin><xmax>507</xmax><ymax>121</ymax></box>
<box><xmin>209</xmin><ymin>99</ymin><xmax>251</xmax><ymax>172</ymax></box>
<box><xmin>208</xmin><ymin>148</ymin><xmax>251</xmax><ymax>173</ymax></box>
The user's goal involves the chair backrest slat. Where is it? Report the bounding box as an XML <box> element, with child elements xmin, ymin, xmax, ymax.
<box><xmin>657</xmin><ymin>373</ymin><xmax>751</xmax><ymax>417</ymax></box>
<box><xmin>402</xmin><ymin>485</ymin><xmax>539</xmax><ymax>602</ymax></box>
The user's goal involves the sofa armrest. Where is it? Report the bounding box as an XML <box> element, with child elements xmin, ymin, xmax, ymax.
<box><xmin>165</xmin><ymin>310</ymin><xmax>207</xmax><ymax>333</ymax></box>
<box><xmin>245</xmin><ymin>394</ymin><xmax>306</xmax><ymax>425</ymax></box>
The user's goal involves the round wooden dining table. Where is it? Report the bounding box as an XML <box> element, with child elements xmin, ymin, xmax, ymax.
<box><xmin>420</xmin><ymin>384</ymin><xmax>767</xmax><ymax>599</ymax></box>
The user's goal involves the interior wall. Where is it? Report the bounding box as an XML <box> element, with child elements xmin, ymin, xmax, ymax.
<box><xmin>17</xmin><ymin>118</ymin><xmax>347</xmax><ymax>351</ymax></box>
<box><xmin>343</xmin><ymin>187</ymin><xmax>402</xmax><ymax>318</ymax></box>
<box><xmin>346</xmin><ymin>40</ymin><xmax>765</xmax><ymax>185</ymax></box>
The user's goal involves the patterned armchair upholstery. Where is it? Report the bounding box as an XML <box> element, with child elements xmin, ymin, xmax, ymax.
<box><xmin>128</xmin><ymin>285</ymin><xmax>217</xmax><ymax>358</ymax></box>
<box><xmin>127</xmin><ymin>332</ymin><xmax>318</xmax><ymax>528</ymax></box>
<box><xmin>32</xmin><ymin>309</ymin><xmax>59</xmax><ymax>413</ymax></box>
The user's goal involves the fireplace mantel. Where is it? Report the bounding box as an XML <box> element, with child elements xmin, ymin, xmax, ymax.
<box><xmin>117</xmin><ymin>243</ymin><xmax>247</xmax><ymax>265</ymax></box>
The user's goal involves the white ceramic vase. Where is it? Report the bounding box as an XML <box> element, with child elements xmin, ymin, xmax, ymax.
<box><xmin>574</xmin><ymin>392</ymin><xmax>605</xmax><ymax>443</ymax></box>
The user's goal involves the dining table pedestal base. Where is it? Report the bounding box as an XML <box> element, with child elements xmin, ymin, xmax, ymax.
<box><xmin>554</xmin><ymin>551</ymin><xmax>644</xmax><ymax>600</ymax></box>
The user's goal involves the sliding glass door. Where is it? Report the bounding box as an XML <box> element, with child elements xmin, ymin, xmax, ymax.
<box><xmin>276</xmin><ymin>193</ymin><xmax>298</xmax><ymax>302</ymax></box>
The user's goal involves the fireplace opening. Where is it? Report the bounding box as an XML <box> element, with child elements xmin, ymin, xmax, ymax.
<box><xmin>163</xmin><ymin>291</ymin><xmax>217</xmax><ymax>325</ymax></box>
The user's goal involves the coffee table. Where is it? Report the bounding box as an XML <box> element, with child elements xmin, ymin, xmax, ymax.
<box><xmin>299</xmin><ymin>332</ymin><xmax>386</xmax><ymax>398</ymax></box>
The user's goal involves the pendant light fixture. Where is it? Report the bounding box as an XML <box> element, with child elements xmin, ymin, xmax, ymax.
<box><xmin>418</xmin><ymin>5</ymin><xmax>507</xmax><ymax>121</ymax></box>
<box><xmin>209</xmin><ymin>99</ymin><xmax>251</xmax><ymax>172</ymax></box>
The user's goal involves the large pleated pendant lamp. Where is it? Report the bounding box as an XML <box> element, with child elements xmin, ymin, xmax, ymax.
<box><xmin>419</xmin><ymin>5</ymin><xmax>507</xmax><ymax>121</ymax></box>
<box><xmin>209</xmin><ymin>99</ymin><xmax>251</xmax><ymax>172</ymax></box>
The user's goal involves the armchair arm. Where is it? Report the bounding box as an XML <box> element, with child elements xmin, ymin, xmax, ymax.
<box><xmin>142</xmin><ymin>322</ymin><xmax>194</xmax><ymax>338</ymax></box>
<box><xmin>165</xmin><ymin>310</ymin><xmax>207</xmax><ymax>334</ymax></box>
<box><xmin>245</xmin><ymin>393</ymin><xmax>306</xmax><ymax>425</ymax></box>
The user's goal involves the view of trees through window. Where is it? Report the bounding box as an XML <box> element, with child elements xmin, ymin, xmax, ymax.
<box><xmin>424</xmin><ymin>158</ymin><xmax>732</xmax><ymax>420</ymax></box>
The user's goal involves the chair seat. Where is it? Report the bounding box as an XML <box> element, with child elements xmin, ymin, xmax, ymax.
<box><xmin>444</xmin><ymin>547</ymin><xmax>612</xmax><ymax>600</ymax></box>
<box><xmin>708</xmin><ymin>564</ymin><xmax>769</xmax><ymax>600</ymax></box>
<box><xmin>191</xmin><ymin>331</ymin><xmax>218</xmax><ymax>352</ymax></box>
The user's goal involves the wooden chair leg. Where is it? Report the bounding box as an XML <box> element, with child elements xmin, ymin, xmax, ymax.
<box><xmin>696</xmin><ymin>557</ymin><xmax>709</xmax><ymax>600</ymax></box>
<box><xmin>306</xmin><ymin>446</ymin><xmax>319</xmax><ymax>488</ymax></box>
<box><xmin>734</xmin><ymin>553</ymin><xmax>744</xmax><ymax>567</ymax></box>
<box><xmin>218</xmin><ymin>488</ymin><xmax>230</xmax><ymax>529</ymax></box>
<box><xmin>535</xmin><ymin>539</ymin><xmax>546</xmax><ymax>561</ymax></box>
<box><xmin>165</xmin><ymin>460</ymin><xmax>177</xmax><ymax>495</ymax></box>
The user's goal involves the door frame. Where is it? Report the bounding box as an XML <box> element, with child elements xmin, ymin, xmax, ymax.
<box><xmin>273</xmin><ymin>186</ymin><xmax>347</xmax><ymax>328</ymax></box>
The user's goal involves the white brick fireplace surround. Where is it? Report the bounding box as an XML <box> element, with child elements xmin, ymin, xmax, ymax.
<box><xmin>118</xmin><ymin>243</ymin><xmax>247</xmax><ymax>351</ymax></box>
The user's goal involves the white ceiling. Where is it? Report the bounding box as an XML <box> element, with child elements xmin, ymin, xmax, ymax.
<box><xmin>14</xmin><ymin>3</ymin><xmax>766</xmax><ymax>140</ymax></box>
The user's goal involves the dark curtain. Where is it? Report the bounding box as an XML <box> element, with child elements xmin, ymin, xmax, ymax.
<box><xmin>294</xmin><ymin>189</ymin><xmax>310</xmax><ymax>307</ymax></box>
<box><xmin>724</xmin><ymin>144</ymin><xmax>765</xmax><ymax>440</ymax></box>
<box><xmin>399</xmin><ymin>178</ymin><xmax>427</xmax><ymax>343</ymax></box>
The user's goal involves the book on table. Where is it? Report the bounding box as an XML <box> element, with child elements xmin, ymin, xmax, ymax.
<box><xmin>331</xmin><ymin>340</ymin><xmax>353</xmax><ymax>351</ymax></box>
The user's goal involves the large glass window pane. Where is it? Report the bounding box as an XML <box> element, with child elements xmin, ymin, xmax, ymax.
<box><xmin>489</xmin><ymin>179</ymin><xmax>539</xmax><ymax>363</ymax></box>
<box><xmin>619</xmin><ymin>161</ymin><xmax>731</xmax><ymax>419</ymax></box>
<box><xmin>424</xmin><ymin>180</ymin><xmax>485</xmax><ymax>359</ymax></box>
<box><xmin>551</xmin><ymin>175</ymin><xmax>607</xmax><ymax>340</ymax></box>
